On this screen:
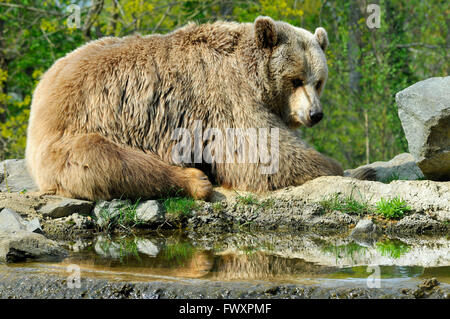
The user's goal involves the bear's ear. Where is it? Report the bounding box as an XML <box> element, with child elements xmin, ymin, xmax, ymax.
<box><xmin>255</xmin><ymin>16</ymin><xmax>277</xmax><ymax>49</ymax></box>
<box><xmin>314</xmin><ymin>27</ymin><xmax>329</xmax><ymax>51</ymax></box>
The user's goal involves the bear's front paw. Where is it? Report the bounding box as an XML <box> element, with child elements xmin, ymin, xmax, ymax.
<box><xmin>183</xmin><ymin>168</ymin><xmax>213</xmax><ymax>200</ymax></box>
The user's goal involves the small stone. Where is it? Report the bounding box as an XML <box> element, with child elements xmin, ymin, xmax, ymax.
<box><xmin>24</xmin><ymin>218</ymin><xmax>43</xmax><ymax>234</ymax></box>
<box><xmin>38</xmin><ymin>198</ymin><xmax>94</xmax><ymax>218</ymax></box>
<box><xmin>0</xmin><ymin>208</ymin><xmax>25</xmax><ymax>231</ymax></box>
<box><xmin>0</xmin><ymin>208</ymin><xmax>43</xmax><ymax>234</ymax></box>
<box><xmin>0</xmin><ymin>229</ymin><xmax>68</xmax><ymax>262</ymax></box>
<box><xmin>418</xmin><ymin>278</ymin><xmax>440</xmax><ymax>291</ymax></box>
<box><xmin>135</xmin><ymin>200</ymin><xmax>165</xmax><ymax>224</ymax></box>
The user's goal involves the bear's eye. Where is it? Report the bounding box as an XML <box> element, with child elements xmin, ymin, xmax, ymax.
<box><xmin>315</xmin><ymin>80</ymin><xmax>322</xmax><ymax>90</ymax></box>
<box><xmin>292</xmin><ymin>79</ymin><xmax>304</xmax><ymax>88</ymax></box>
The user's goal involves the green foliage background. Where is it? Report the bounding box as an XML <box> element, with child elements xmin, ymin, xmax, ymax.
<box><xmin>0</xmin><ymin>0</ymin><xmax>448</xmax><ymax>168</ymax></box>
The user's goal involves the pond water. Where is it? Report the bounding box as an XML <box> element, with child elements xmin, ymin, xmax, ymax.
<box><xmin>5</xmin><ymin>231</ymin><xmax>450</xmax><ymax>285</ymax></box>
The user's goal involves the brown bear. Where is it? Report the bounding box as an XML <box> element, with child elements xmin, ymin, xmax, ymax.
<box><xmin>26</xmin><ymin>16</ymin><xmax>369</xmax><ymax>201</ymax></box>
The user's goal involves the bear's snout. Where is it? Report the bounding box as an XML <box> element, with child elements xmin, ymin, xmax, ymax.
<box><xmin>309</xmin><ymin>109</ymin><xmax>324</xmax><ymax>125</ymax></box>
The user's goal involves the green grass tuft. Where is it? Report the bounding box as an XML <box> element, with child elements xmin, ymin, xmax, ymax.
<box><xmin>319</xmin><ymin>193</ymin><xmax>371</xmax><ymax>215</ymax></box>
<box><xmin>375</xmin><ymin>197</ymin><xmax>411</xmax><ymax>220</ymax></box>
<box><xmin>97</xmin><ymin>199</ymin><xmax>142</xmax><ymax>232</ymax></box>
<box><xmin>212</xmin><ymin>202</ymin><xmax>225</xmax><ymax>212</ymax></box>
<box><xmin>234</xmin><ymin>191</ymin><xmax>275</xmax><ymax>209</ymax></box>
<box><xmin>162</xmin><ymin>196</ymin><xmax>198</xmax><ymax>218</ymax></box>
<box><xmin>236</xmin><ymin>193</ymin><xmax>260</xmax><ymax>206</ymax></box>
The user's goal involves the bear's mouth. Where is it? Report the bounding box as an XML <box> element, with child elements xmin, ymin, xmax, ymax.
<box><xmin>287</xmin><ymin>113</ymin><xmax>305</xmax><ymax>129</ymax></box>
<box><xmin>287</xmin><ymin>113</ymin><xmax>322</xmax><ymax>129</ymax></box>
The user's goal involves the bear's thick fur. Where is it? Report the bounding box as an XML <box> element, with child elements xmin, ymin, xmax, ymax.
<box><xmin>26</xmin><ymin>16</ymin><xmax>361</xmax><ymax>201</ymax></box>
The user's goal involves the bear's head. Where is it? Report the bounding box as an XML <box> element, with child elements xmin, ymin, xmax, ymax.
<box><xmin>254</xmin><ymin>16</ymin><xmax>329</xmax><ymax>128</ymax></box>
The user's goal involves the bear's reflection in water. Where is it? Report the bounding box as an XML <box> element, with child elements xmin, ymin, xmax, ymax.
<box><xmin>63</xmin><ymin>243</ymin><xmax>334</xmax><ymax>282</ymax></box>
<box><xmin>206</xmin><ymin>251</ymin><xmax>334</xmax><ymax>281</ymax></box>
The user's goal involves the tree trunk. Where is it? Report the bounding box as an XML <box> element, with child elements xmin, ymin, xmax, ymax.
<box><xmin>364</xmin><ymin>110</ymin><xmax>370</xmax><ymax>164</ymax></box>
<box><xmin>348</xmin><ymin>0</ymin><xmax>367</xmax><ymax>163</ymax></box>
<box><xmin>0</xmin><ymin>18</ymin><xmax>8</xmax><ymax>124</ymax></box>
<box><xmin>83</xmin><ymin>0</ymin><xmax>104</xmax><ymax>40</ymax></box>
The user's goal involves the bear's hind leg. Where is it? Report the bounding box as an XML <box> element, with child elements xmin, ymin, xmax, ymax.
<box><xmin>47</xmin><ymin>133</ymin><xmax>212</xmax><ymax>201</ymax></box>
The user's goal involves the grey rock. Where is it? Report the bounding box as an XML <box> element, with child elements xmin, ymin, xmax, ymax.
<box><xmin>309</xmin><ymin>210</ymin><xmax>358</xmax><ymax>230</ymax></box>
<box><xmin>351</xmin><ymin>219</ymin><xmax>381</xmax><ymax>239</ymax></box>
<box><xmin>301</xmin><ymin>204</ymin><xmax>325</xmax><ymax>219</ymax></box>
<box><xmin>0</xmin><ymin>209</ymin><xmax>25</xmax><ymax>231</ymax></box>
<box><xmin>269</xmin><ymin>176</ymin><xmax>450</xmax><ymax>218</ymax></box>
<box><xmin>0</xmin><ymin>229</ymin><xmax>68</xmax><ymax>262</ymax></box>
<box><xmin>396</xmin><ymin>76</ymin><xmax>450</xmax><ymax>181</ymax></box>
<box><xmin>0</xmin><ymin>159</ymin><xmax>38</xmax><ymax>192</ymax></box>
<box><xmin>135</xmin><ymin>200</ymin><xmax>165</xmax><ymax>224</ymax></box>
<box><xmin>344</xmin><ymin>153</ymin><xmax>424</xmax><ymax>182</ymax></box>
<box><xmin>93</xmin><ymin>199</ymin><xmax>165</xmax><ymax>227</ymax></box>
<box><xmin>0</xmin><ymin>208</ymin><xmax>43</xmax><ymax>234</ymax></box>
<box><xmin>38</xmin><ymin>198</ymin><xmax>94</xmax><ymax>218</ymax></box>
<box><xmin>390</xmin><ymin>213</ymin><xmax>448</xmax><ymax>235</ymax></box>
<box><xmin>25</xmin><ymin>218</ymin><xmax>43</xmax><ymax>234</ymax></box>
<box><xmin>429</xmin><ymin>210</ymin><xmax>450</xmax><ymax>223</ymax></box>
<box><xmin>201</xmin><ymin>176</ymin><xmax>449</xmax><ymax>234</ymax></box>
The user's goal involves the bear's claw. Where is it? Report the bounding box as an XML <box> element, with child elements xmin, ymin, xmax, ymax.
<box><xmin>183</xmin><ymin>168</ymin><xmax>213</xmax><ymax>200</ymax></box>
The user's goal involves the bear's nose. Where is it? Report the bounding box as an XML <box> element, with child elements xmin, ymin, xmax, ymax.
<box><xmin>309</xmin><ymin>110</ymin><xmax>323</xmax><ymax>125</ymax></box>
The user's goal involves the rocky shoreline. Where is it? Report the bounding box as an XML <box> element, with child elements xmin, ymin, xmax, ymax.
<box><xmin>0</xmin><ymin>265</ymin><xmax>448</xmax><ymax>299</ymax></box>
<box><xmin>1</xmin><ymin>172</ymin><xmax>448</xmax><ymax>242</ymax></box>
<box><xmin>1</xmin><ymin>158</ymin><xmax>449</xmax><ymax>299</ymax></box>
